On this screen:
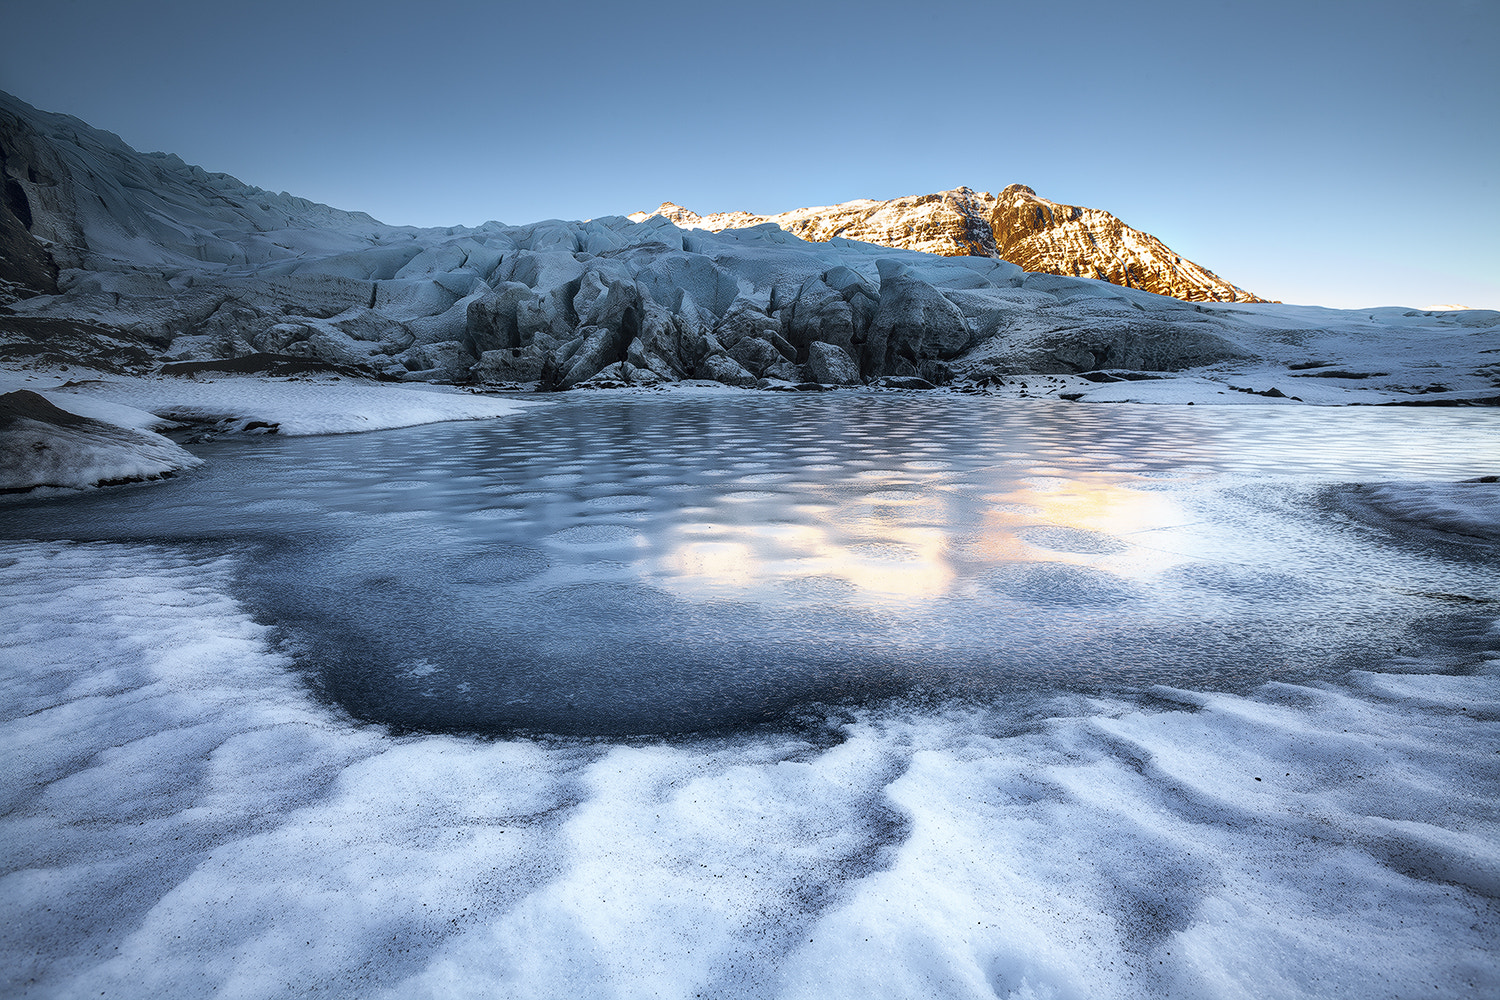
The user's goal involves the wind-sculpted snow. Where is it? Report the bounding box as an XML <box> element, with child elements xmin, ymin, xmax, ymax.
<box><xmin>2</xmin><ymin>91</ymin><xmax>1496</xmax><ymax>404</ymax></box>
<box><xmin>1</xmin><ymin>536</ymin><xmax>1495</xmax><ymax>999</ymax></box>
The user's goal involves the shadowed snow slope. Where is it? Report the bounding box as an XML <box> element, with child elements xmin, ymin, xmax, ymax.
<box><xmin>1</xmin><ymin>91</ymin><xmax>1495</xmax><ymax>403</ymax></box>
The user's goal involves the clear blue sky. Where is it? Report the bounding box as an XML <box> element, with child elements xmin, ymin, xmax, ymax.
<box><xmin>3</xmin><ymin>0</ymin><xmax>1496</xmax><ymax>308</ymax></box>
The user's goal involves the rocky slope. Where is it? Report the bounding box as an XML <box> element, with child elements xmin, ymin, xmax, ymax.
<box><xmin>2</xmin><ymin>90</ymin><xmax>1494</xmax><ymax>405</ymax></box>
<box><xmin>990</xmin><ymin>184</ymin><xmax>1264</xmax><ymax>303</ymax></box>
<box><xmin>632</xmin><ymin>185</ymin><xmax>1265</xmax><ymax>303</ymax></box>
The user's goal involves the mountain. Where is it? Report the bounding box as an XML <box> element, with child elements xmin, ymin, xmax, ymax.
<box><xmin>0</xmin><ymin>89</ymin><xmax>396</xmax><ymax>286</ymax></box>
<box><xmin>990</xmin><ymin>185</ymin><xmax>1263</xmax><ymax>303</ymax></box>
<box><xmin>630</xmin><ymin>186</ymin><xmax>1266</xmax><ymax>303</ymax></box>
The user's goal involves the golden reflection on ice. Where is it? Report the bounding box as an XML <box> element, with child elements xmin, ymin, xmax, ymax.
<box><xmin>658</xmin><ymin>468</ymin><xmax>1194</xmax><ymax>604</ymax></box>
<box><xmin>670</xmin><ymin>541</ymin><xmax>757</xmax><ymax>588</ymax></box>
<box><xmin>970</xmin><ymin>474</ymin><xmax>1194</xmax><ymax>579</ymax></box>
<box><xmin>665</xmin><ymin>520</ymin><xmax>952</xmax><ymax>600</ymax></box>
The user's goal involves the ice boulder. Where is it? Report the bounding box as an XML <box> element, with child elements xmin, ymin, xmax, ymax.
<box><xmin>397</xmin><ymin>341</ymin><xmax>475</xmax><ymax>382</ymax></box>
<box><xmin>807</xmin><ymin>341</ymin><xmax>862</xmax><ymax>385</ymax></box>
<box><xmin>727</xmin><ymin>336</ymin><xmax>790</xmax><ymax>377</ymax></box>
<box><xmin>697</xmin><ymin>352</ymin><xmax>759</xmax><ymax>387</ymax></box>
<box><xmin>466</xmin><ymin>282</ymin><xmax>537</xmax><ymax>355</ymax></box>
<box><xmin>866</xmin><ymin>259</ymin><xmax>973</xmax><ymax>373</ymax></box>
<box><xmin>634</xmin><ymin>252</ymin><xmax>740</xmax><ymax>317</ymax></box>
<box><xmin>782</xmin><ymin>276</ymin><xmax>860</xmax><ymax>360</ymax></box>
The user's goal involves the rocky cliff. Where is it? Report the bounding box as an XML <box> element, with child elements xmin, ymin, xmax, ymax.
<box><xmin>990</xmin><ymin>185</ymin><xmax>1264</xmax><ymax>303</ymax></box>
<box><xmin>633</xmin><ymin>185</ymin><xmax>1266</xmax><ymax>304</ymax></box>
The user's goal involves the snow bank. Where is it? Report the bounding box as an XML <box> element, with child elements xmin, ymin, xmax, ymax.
<box><xmin>0</xmin><ymin>367</ymin><xmax>530</xmax><ymax>491</ymax></box>
<box><xmin>43</xmin><ymin>373</ymin><xmax>530</xmax><ymax>436</ymax></box>
<box><xmin>2</xmin><ymin>540</ymin><xmax>1494</xmax><ymax>999</ymax></box>
<box><xmin>0</xmin><ymin>389</ymin><xmax>201</xmax><ymax>492</ymax></box>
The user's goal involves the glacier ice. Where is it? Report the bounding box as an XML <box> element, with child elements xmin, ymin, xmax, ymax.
<box><xmin>1</xmin><ymin>89</ymin><xmax>1496</xmax><ymax>405</ymax></box>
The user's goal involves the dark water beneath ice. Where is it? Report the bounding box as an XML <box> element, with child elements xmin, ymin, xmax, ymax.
<box><xmin>5</xmin><ymin>393</ymin><xmax>1497</xmax><ymax>735</ymax></box>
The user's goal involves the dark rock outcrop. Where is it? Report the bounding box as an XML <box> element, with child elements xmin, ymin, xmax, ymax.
<box><xmin>1</xmin><ymin>389</ymin><xmax>201</xmax><ymax>491</ymax></box>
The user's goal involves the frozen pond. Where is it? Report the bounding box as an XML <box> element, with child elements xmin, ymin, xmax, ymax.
<box><xmin>5</xmin><ymin>394</ymin><xmax>1497</xmax><ymax>736</ymax></box>
<box><xmin>4</xmin><ymin>393</ymin><xmax>1498</xmax><ymax>1000</ymax></box>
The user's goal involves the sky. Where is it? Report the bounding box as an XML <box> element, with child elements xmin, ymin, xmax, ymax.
<box><xmin>1</xmin><ymin>0</ymin><xmax>1496</xmax><ymax>309</ymax></box>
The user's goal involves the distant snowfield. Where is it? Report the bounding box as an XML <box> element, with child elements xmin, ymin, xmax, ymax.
<box><xmin>2</xmin><ymin>531</ymin><xmax>1495</xmax><ymax>1000</ymax></box>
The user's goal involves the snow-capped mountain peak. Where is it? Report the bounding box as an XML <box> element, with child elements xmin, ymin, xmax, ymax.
<box><xmin>632</xmin><ymin>184</ymin><xmax>1265</xmax><ymax>303</ymax></box>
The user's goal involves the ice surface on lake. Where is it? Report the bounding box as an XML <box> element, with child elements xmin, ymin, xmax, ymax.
<box><xmin>2</xmin><ymin>396</ymin><xmax>1498</xmax><ymax>998</ymax></box>
<box><xmin>1339</xmin><ymin>480</ymin><xmax>1500</xmax><ymax>543</ymax></box>
<box><xmin>5</xmin><ymin>395</ymin><xmax>1497</xmax><ymax>735</ymax></box>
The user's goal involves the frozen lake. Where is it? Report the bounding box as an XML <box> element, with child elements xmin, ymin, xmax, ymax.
<box><xmin>3</xmin><ymin>393</ymin><xmax>1497</xmax><ymax>999</ymax></box>
<box><xmin>4</xmin><ymin>394</ymin><xmax>1497</xmax><ymax>736</ymax></box>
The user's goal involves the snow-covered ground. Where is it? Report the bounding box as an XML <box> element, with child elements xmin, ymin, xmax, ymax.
<box><xmin>0</xmin><ymin>367</ymin><xmax>530</xmax><ymax>438</ymax></box>
<box><xmin>0</xmin><ymin>366</ymin><xmax>530</xmax><ymax>492</ymax></box>
<box><xmin>1</xmin><ymin>532</ymin><xmax>1494</xmax><ymax>999</ymax></box>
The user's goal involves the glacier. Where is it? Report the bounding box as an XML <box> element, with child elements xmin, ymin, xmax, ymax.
<box><xmin>2</xmin><ymin>89</ymin><xmax>1496</xmax><ymax>412</ymax></box>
